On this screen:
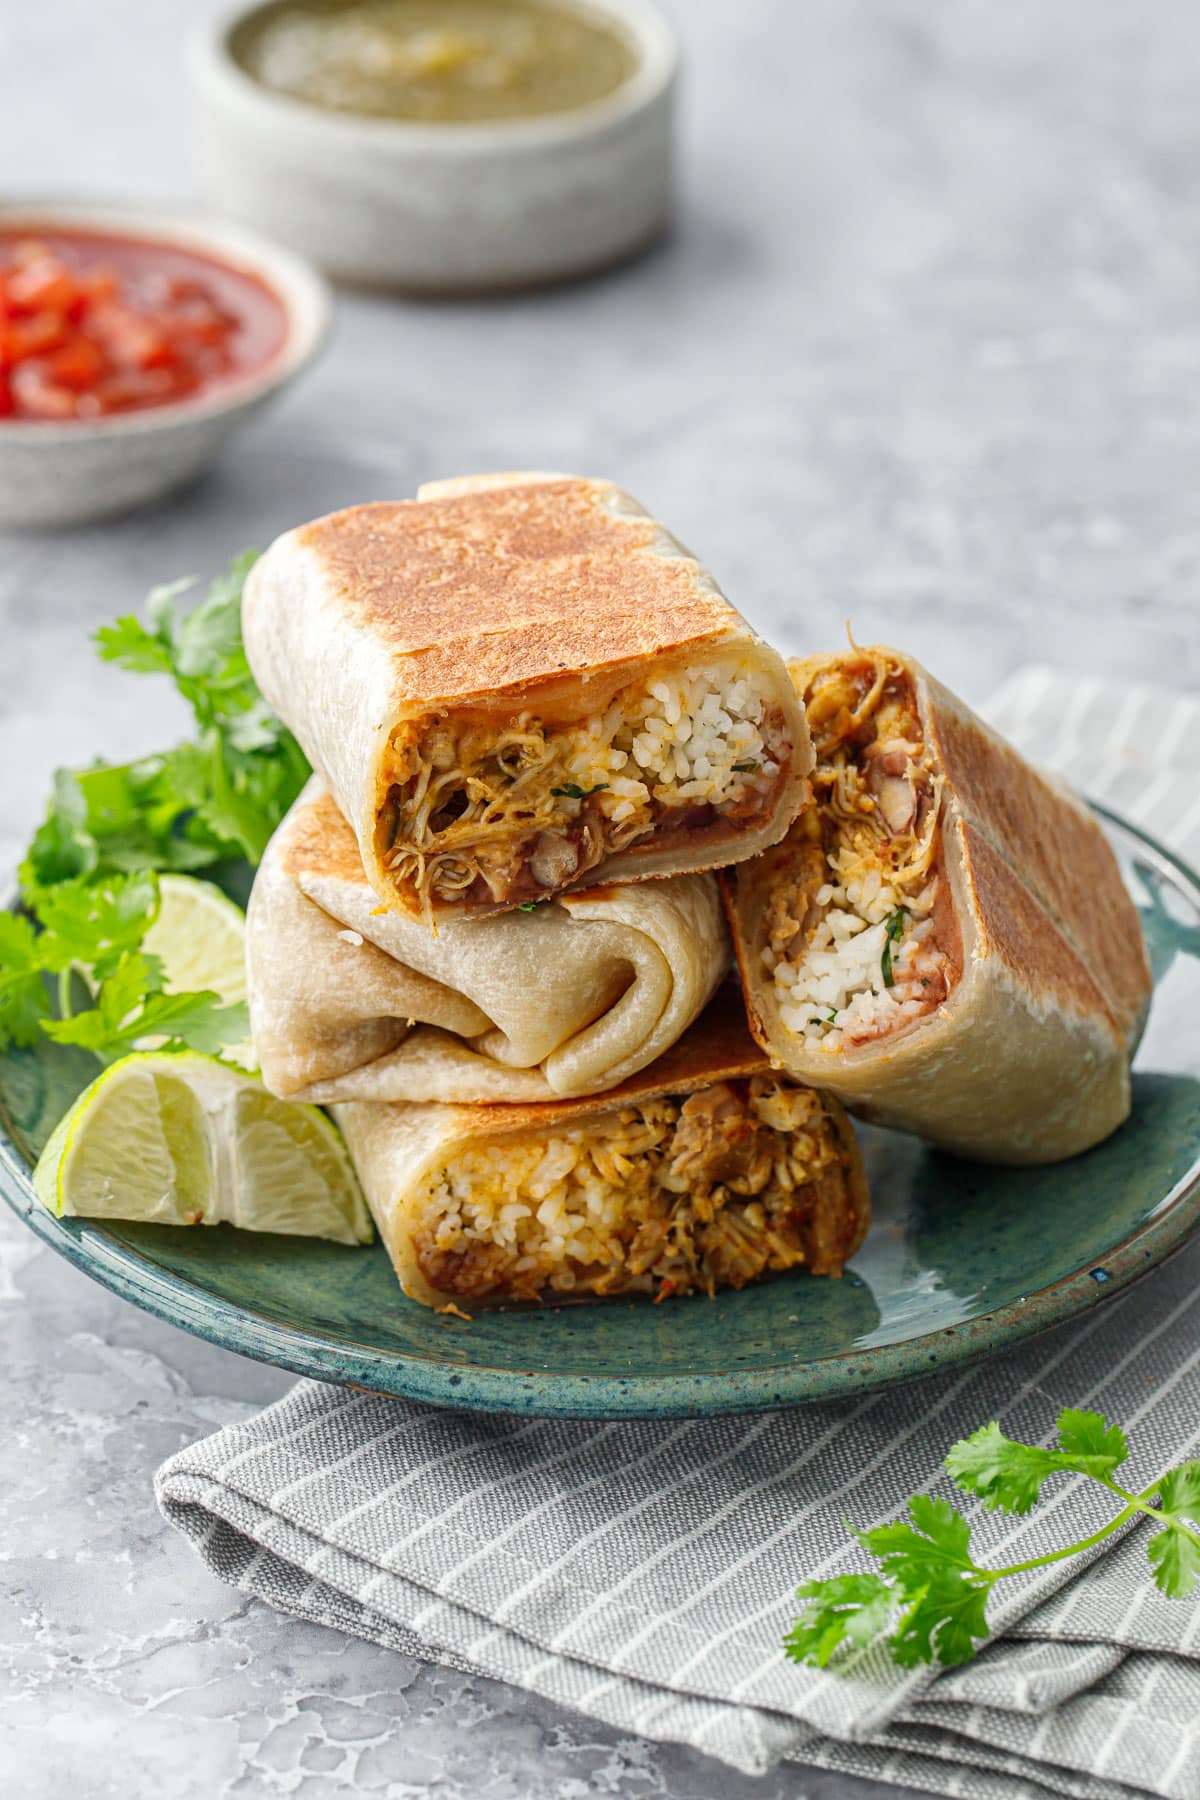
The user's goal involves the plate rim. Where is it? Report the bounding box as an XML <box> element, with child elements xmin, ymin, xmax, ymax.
<box><xmin>3</xmin><ymin>801</ymin><xmax>1199</xmax><ymax>1419</ymax></box>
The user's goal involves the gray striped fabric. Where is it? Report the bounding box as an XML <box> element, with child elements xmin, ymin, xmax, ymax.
<box><xmin>156</xmin><ymin>670</ymin><xmax>1200</xmax><ymax>1800</ymax></box>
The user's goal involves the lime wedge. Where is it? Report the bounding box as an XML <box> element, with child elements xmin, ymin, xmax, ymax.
<box><xmin>33</xmin><ymin>1052</ymin><xmax>372</xmax><ymax>1245</ymax></box>
<box><xmin>141</xmin><ymin>873</ymin><xmax>254</xmax><ymax>1068</ymax></box>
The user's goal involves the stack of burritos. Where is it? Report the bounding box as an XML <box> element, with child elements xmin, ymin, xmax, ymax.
<box><xmin>244</xmin><ymin>473</ymin><xmax>1150</xmax><ymax>1311</ymax></box>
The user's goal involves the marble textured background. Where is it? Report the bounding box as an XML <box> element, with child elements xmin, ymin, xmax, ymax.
<box><xmin>2</xmin><ymin>2</ymin><xmax>1199</xmax><ymax>1794</ymax></box>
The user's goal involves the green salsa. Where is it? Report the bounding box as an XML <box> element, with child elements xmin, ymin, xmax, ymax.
<box><xmin>230</xmin><ymin>0</ymin><xmax>637</xmax><ymax>124</ymax></box>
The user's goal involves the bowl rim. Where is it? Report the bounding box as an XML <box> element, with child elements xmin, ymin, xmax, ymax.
<box><xmin>190</xmin><ymin>0</ymin><xmax>678</xmax><ymax>151</ymax></box>
<box><xmin>0</xmin><ymin>196</ymin><xmax>332</xmax><ymax>441</ymax></box>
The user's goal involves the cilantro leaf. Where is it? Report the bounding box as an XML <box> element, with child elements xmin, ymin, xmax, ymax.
<box><xmin>946</xmin><ymin>1414</ymin><xmax>1130</xmax><ymax>1515</ymax></box>
<box><xmin>33</xmin><ymin>872</ymin><xmax>159</xmax><ymax>977</ymax></box>
<box><xmin>42</xmin><ymin>951</ymin><xmax>161</xmax><ymax>1061</ymax></box>
<box><xmin>946</xmin><ymin>1425</ymin><xmax>1063</xmax><ymax>1514</ymax></box>
<box><xmin>1144</xmin><ymin>1461</ymin><xmax>1200</xmax><ymax>1598</ymax></box>
<box><xmin>1158</xmin><ymin>1461</ymin><xmax>1200</xmax><ymax>1520</ymax></box>
<box><xmin>125</xmin><ymin>989</ymin><xmax>250</xmax><ymax>1058</ymax></box>
<box><xmin>0</xmin><ymin>914</ymin><xmax>51</xmax><ymax>1051</ymax></box>
<box><xmin>1147</xmin><ymin>1526</ymin><xmax>1200</xmax><ymax>1599</ymax></box>
<box><xmin>1056</xmin><ymin>1409</ymin><xmax>1129</xmax><ymax>1469</ymax></box>
<box><xmin>784</xmin><ymin>1574</ymin><xmax>895</xmax><ymax>1668</ymax></box>
<box><xmin>892</xmin><ymin>1569</ymin><xmax>992</xmax><ymax>1668</ymax></box>
<box><xmin>94</xmin><ymin>611</ymin><xmax>177</xmax><ymax>676</ymax></box>
<box><xmin>43</xmin><ymin>951</ymin><xmax>247</xmax><ymax>1063</ymax></box>
<box><xmin>21</xmin><ymin>767</ymin><xmax>99</xmax><ymax>891</ymax></box>
<box><xmin>858</xmin><ymin>1495</ymin><xmax>977</xmax><ymax>1579</ymax></box>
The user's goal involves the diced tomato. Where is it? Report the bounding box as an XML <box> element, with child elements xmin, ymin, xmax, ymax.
<box><xmin>0</xmin><ymin>229</ymin><xmax>284</xmax><ymax>422</ymax></box>
<box><xmin>77</xmin><ymin>265</ymin><xmax>120</xmax><ymax>308</ymax></box>
<box><xmin>5</xmin><ymin>256</ymin><xmax>77</xmax><ymax>315</ymax></box>
<box><xmin>3</xmin><ymin>310</ymin><xmax>70</xmax><ymax>360</ymax></box>
<box><xmin>90</xmin><ymin>301</ymin><xmax>177</xmax><ymax>370</ymax></box>
<box><xmin>50</xmin><ymin>339</ymin><xmax>106</xmax><ymax>390</ymax></box>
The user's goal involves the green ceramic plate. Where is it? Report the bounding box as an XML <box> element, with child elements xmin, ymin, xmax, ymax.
<box><xmin>2</xmin><ymin>806</ymin><xmax>1199</xmax><ymax>1419</ymax></box>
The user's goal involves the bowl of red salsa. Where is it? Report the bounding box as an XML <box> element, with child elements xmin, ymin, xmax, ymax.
<box><xmin>0</xmin><ymin>202</ymin><xmax>330</xmax><ymax>526</ymax></box>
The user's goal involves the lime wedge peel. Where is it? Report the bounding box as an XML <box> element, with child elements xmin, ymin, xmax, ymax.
<box><xmin>34</xmin><ymin>1053</ymin><xmax>372</xmax><ymax>1247</ymax></box>
<box><xmin>140</xmin><ymin>874</ymin><xmax>255</xmax><ymax>1069</ymax></box>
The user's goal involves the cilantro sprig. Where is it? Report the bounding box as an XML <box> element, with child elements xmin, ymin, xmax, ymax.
<box><xmin>2</xmin><ymin>554</ymin><xmax>299</xmax><ymax>1065</ymax></box>
<box><xmin>785</xmin><ymin>1409</ymin><xmax>1200</xmax><ymax>1670</ymax></box>
<box><xmin>22</xmin><ymin>553</ymin><xmax>309</xmax><ymax>896</ymax></box>
<box><xmin>1</xmin><ymin>871</ymin><xmax>248</xmax><ymax>1064</ymax></box>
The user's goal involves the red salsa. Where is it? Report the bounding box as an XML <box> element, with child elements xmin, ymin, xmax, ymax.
<box><xmin>0</xmin><ymin>228</ymin><xmax>289</xmax><ymax>422</ymax></box>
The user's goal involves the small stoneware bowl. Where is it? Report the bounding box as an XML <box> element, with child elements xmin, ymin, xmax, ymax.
<box><xmin>188</xmin><ymin>0</ymin><xmax>678</xmax><ymax>292</ymax></box>
<box><xmin>0</xmin><ymin>200</ymin><xmax>330</xmax><ymax>529</ymax></box>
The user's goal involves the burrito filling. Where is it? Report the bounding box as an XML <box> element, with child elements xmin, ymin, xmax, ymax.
<box><xmin>763</xmin><ymin>652</ymin><xmax>960</xmax><ymax>1050</ymax></box>
<box><xmin>379</xmin><ymin>660</ymin><xmax>792</xmax><ymax>918</ymax></box>
<box><xmin>413</xmin><ymin>1077</ymin><xmax>862</xmax><ymax>1302</ymax></box>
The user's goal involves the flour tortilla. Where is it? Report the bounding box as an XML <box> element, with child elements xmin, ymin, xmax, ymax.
<box><xmin>248</xmin><ymin>782</ymin><xmax>730</xmax><ymax>1104</ymax></box>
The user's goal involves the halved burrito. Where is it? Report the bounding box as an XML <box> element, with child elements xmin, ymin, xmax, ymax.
<box><xmin>333</xmin><ymin>987</ymin><xmax>869</xmax><ymax>1308</ymax></box>
<box><xmin>242</xmin><ymin>473</ymin><xmax>809</xmax><ymax>923</ymax></box>
<box><xmin>247</xmin><ymin>782</ymin><xmax>730</xmax><ymax>1104</ymax></box>
<box><xmin>725</xmin><ymin>646</ymin><xmax>1151</xmax><ymax>1164</ymax></box>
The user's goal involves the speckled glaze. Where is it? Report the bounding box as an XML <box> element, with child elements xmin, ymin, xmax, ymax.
<box><xmin>0</xmin><ymin>201</ymin><xmax>330</xmax><ymax>528</ymax></box>
<box><xmin>2</xmin><ymin>806</ymin><xmax>1198</xmax><ymax>1418</ymax></box>
<box><xmin>188</xmin><ymin>0</ymin><xmax>678</xmax><ymax>291</ymax></box>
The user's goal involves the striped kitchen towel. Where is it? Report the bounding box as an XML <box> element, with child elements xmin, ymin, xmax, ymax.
<box><xmin>156</xmin><ymin>670</ymin><xmax>1200</xmax><ymax>1800</ymax></box>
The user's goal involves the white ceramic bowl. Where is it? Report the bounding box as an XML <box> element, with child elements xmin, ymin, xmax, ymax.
<box><xmin>188</xmin><ymin>0</ymin><xmax>678</xmax><ymax>292</ymax></box>
<box><xmin>0</xmin><ymin>201</ymin><xmax>330</xmax><ymax>529</ymax></box>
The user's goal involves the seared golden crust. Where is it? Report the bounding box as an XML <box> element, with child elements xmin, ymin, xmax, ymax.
<box><xmin>295</xmin><ymin>479</ymin><xmax>741</xmax><ymax>708</ymax></box>
<box><xmin>277</xmin><ymin>788</ymin><xmax>366</xmax><ymax>884</ymax></box>
<box><xmin>928</xmin><ymin>699</ymin><xmax>1150</xmax><ymax>1046</ymax></box>
<box><xmin>954</xmin><ymin>819</ymin><xmax>1123</xmax><ymax>1043</ymax></box>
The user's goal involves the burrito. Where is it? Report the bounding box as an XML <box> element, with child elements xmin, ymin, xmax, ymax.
<box><xmin>725</xmin><ymin>646</ymin><xmax>1151</xmax><ymax>1164</ymax></box>
<box><xmin>247</xmin><ymin>782</ymin><xmax>730</xmax><ymax>1104</ymax></box>
<box><xmin>242</xmin><ymin>473</ymin><xmax>809</xmax><ymax>923</ymax></box>
<box><xmin>333</xmin><ymin>986</ymin><xmax>869</xmax><ymax>1308</ymax></box>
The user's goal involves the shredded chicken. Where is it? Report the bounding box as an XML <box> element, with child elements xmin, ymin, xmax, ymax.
<box><xmin>413</xmin><ymin>1077</ymin><xmax>862</xmax><ymax>1303</ymax></box>
<box><xmin>377</xmin><ymin>665</ymin><xmax>789</xmax><ymax>920</ymax></box>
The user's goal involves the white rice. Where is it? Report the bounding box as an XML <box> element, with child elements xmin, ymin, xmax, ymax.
<box><xmin>554</xmin><ymin>662</ymin><xmax>778</xmax><ymax>829</ymax></box>
<box><xmin>388</xmin><ymin>659</ymin><xmax>785</xmax><ymax>908</ymax></box>
<box><xmin>768</xmin><ymin>867</ymin><xmax>943</xmax><ymax>1051</ymax></box>
<box><xmin>421</xmin><ymin>1103</ymin><xmax>677</xmax><ymax>1290</ymax></box>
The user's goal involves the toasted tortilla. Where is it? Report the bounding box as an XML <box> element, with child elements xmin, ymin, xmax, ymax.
<box><xmin>725</xmin><ymin>649</ymin><xmax>1151</xmax><ymax>1164</ymax></box>
<box><xmin>247</xmin><ymin>780</ymin><xmax>730</xmax><ymax>1103</ymax></box>
<box><xmin>333</xmin><ymin>984</ymin><xmax>870</xmax><ymax>1309</ymax></box>
<box><xmin>242</xmin><ymin>474</ymin><xmax>809</xmax><ymax>921</ymax></box>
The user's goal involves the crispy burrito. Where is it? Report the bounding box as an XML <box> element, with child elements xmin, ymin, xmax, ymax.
<box><xmin>725</xmin><ymin>646</ymin><xmax>1151</xmax><ymax>1164</ymax></box>
<box><xmin>247</xmin><ymin>782</ymin><xmax>730</xmax><ymax>1104</ymax></box>
<box><xmin>242</xmin><ymin>473</ymin><xmax>809</xmax><ymax>923</ymax></box>
<box><xmin>333</xmin><ymin>987</ymin><xmax>869</xmax><ymax>1308</ymax></box>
